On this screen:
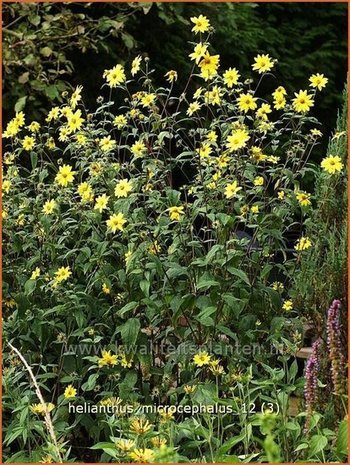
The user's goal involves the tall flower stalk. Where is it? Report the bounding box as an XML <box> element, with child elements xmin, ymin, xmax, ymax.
<box><xmin>326</xmin><ymin>299</ymin><xmax>346</xmax><ymax>396</ymax></box>
<box><xmin>304</xmin><ymin>339</ymin><xmax>321</xmax><ymax>432</ymax></box>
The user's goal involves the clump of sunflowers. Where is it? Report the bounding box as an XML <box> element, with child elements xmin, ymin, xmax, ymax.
<box><xmin>3</xmin><ymin>14</ymin><xmax>345</xmax><ymax>464</ymax></box>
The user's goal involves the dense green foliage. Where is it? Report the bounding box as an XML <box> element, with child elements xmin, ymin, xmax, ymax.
<box><xmin>2</xmin><ymin>4</ymin><xmax>348</xmax><ymax>464</ymax></box>
<box><xmin>293</xmin><ymin>87</ymin><xmax>348</xmax><ymax>327</ymax></box>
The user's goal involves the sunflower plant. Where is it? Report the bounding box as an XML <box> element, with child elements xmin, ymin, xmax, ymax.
<box><xmin>3</xmin><ymin>14</ymin><xmax>343</xmax><ymax>464</ymax></box>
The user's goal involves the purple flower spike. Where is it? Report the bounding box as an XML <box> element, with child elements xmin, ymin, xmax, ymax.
<box><xmin>326</xmin><ymin>299</ymin><xmax>345</xmax><ymax>396</ymax></box>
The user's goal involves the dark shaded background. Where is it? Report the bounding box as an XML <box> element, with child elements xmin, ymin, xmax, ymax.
<box><xmin>3</xmin><ymin>2</ymin><xmax>348</xmax><ymax>160</ymax></box>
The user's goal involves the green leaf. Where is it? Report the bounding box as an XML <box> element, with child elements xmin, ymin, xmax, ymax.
<box><xmin>336</xmin><ymin>419</ymin><xmax>348</xmax><ymax>459</ymax></box>
<box><xmin>217</xmin><ymin>432</ymin><xmax>246</xmax><ymax>455</ymax></box>
<box><xmin>120</xmin><ymin>318</ymin><xmax>140</xmax><ymax>346</ymax></box>
<box><xmin>81</xmin><ymin>373</ymin><xmax>99</xmax><ymax>392</ymax></box>
<box><xmin>196</xmin><ymin>306</ymin><xmax>216</xmax><ymax>326</ymax></box>
<box><xmin>15</xmin><ymin>96</ymin><xmax>27</xmax><ymax>112</ymax></box>
<box><xmin>30</xmin><ymin>152</ymin><xmax>38</xmax><ymax>170</ymax></box>
<box><xmin>117</xmin><ymin>301</ymin><xmax>138</xmax><ymax>316</ymax></box>
<box><xmin>45</xmin><ymin>85</ymin><xmax>59</xmax><ymax>100</ymax></box>
<box><xmin>197</xmin><ymin>273</ymin><xmax>219</xmax><ymax>290</ymax></box>
<box><xmin>24</xmin><ymin>279</ymin><xmax>36</xmax><ymax>296</ymax></box>
<box><xmin>308</xmin><ymin>434</ymin><xmax>328</xmax><ymax>458</ymax></box>
<box><xmin>40</xmin><ymin>46</ymin><xmax>53</xmax><ymax>57</ymax></box>
<box><xmin>227</xmin><ymin>267</ymin><xmax>250</xmax><ymax>286</ymax></box>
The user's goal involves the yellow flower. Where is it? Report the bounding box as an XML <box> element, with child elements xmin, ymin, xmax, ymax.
<box><xmin>30</xmin><ymin>403</ymin><xmax>55</xmax><ymax>416</ymax></box>
<box><xmin>94</xmin><ymin>194</ymin><xmax>109</xmax><ymax>213</ymax></box>
<box><xmin>141</xmin><ymin>93</ymin><xmax>156</xmax><ymax>107</ymax></box>
<box><xmin>2</xmin><ymin>179</ymin><xmax>12</xmax><ymax>194</ymax></box>
<box><xmin>99</xmin><ymin>136</ymin><xmax>116</xmax><ymax>152</ymax></box>
<box><xmin>252</xmin><ymin>54</ymin><xmax>275</xmax><ymax>73</ymax></box>
<box><xmin>321</xmin><ymin>155</ymin><xmax>343</xmax><ymax>174</ymax></box>
<box><xmin>309</xmin><ymin>73</ymin><xmax>328</xmax><ymax>91</ymax></box>
<box><xmin>30</xmin><ymin>267</ymin><xmax>41</xmax><ymax>280</ymax></box>
<box><xmin>187</xmin><ymin>102</ymin><xmax>201</xmax><ymax>116</ymax></box>
<box><xmin>130</xmin><ymin>417</ymin><xmax>153</xmax><ymax>434</ymax></box>
<box><xmin>296</xmin><ymin>191</ymin><xmax>311</xmax><ymax>207</ymax></box>
<box><xmin>165</xmin><ymin>70</ymin><xmax>178</xmax><ymax>83</ymax></box>
<box><xmin>64</xmin><ymin>385</ymin><xmax>77</xmax><ymax>399</ymax></box>
<box><xmin>46</xmin><ymin>107</ymin><xmax>60</xmax><ymax>122</ymax></box>
<box><xmin>193</xmin><ymin>87</ymin><xmax>203</xmax><ymax>99</ymax></box>
<box><xmin>193</xmin><ymin>351</ymin><xmax>211</xmax><ymax>367</ymax></box>
<box><xmin>67</xmin><ymin>109</ymin><xmax>84</xmax><ymax>133</ymax></box>
<box><xmin>129</xmin><ymin>448</ymin><xmax>155</xmax><ymax>463</ymax></box>
<box><xmin>282</xmin><ymin>300</ymin><xmax>293</xmax><ymax>312</ymax></box>
<box><xmin>14</xmin><ymin>111</ymin><xmax>25</xmax><ymax>127</ymax></box>
<box><xmin>272</xmin><ymin>281</ymin><xmax>284</xmax><ymax>292</ymax></box>
<box><xmin>189</xmin><ymin>42</ymin><xmax>208</xmax><ymax>64</ymax></box>
<box><xmin>40</xmin><ymin>454</ymin><xmax>54</xmax><ymax>463</ymax></box>
<box><xmin>90</xmin><ymin>162</ymin><xmax>103</xmax><ymax>177</ymax></box>
<box><xmin>226</xmin><ymin>128</ymin><xmax>250</xmax><ymax>152</ymax></box>
<box><xmin>223</xmin><ymin>67</ymin><xmax>240</xmax><ymax>88</ymax></box>
<box><xmin>251</xmin><ymin>205</ymin><xmax>259</xmax><ymax>214</ymax></box>
<box><xmin>237</xmin><ymin>93</ymin><xmax>258</xmax><ymax>112</ymax></box>
<box><xmin>102</xmin><ymin>283</ymin><xmax>111</xmax><ymax>294</ymax></box>
<box><xmin>168</xmin><ymin>206</ymin><xmax>184</xmax><ymax>221</ymax></box>
<box><xmin>115</xmin><ymin>178</ymin><xmax>133</xmax><ymax>198</ymax></box>
<box><xmin>295</xmin><ymin>236</ymin><xmax>312</xmax><ymax>251</ymax></box>
<box><xmin>76</xmin><ymin>134</ymin><xmax>87</xmax><ymax>145</ymax></box>
<box><xmin>42</xmin><ymin>199</ymin><xmax>57</xmax><ymax>215</ymax></box>
<box><xmin>131</xmin><ymin>56</ymin><xmax>142</xmax><ymax>76</ymax></box>
<box><xmin>130</xmin><ymin>140</ymin><xmax>146</xmax><ymax>157</ymax></box>
<box><xmin>106</xmin><ymin>212</ymin><xmax>126</xmax><ymax>233</ymax></box>
<box><xmin>199</xmin><ymin>52</ymin><xmax>220</xmax><ymax>81</ymax></box>
<box><xmin>206</xmin><ymin>131</ymin><xmax>217</xmax><ymax>143</ymax></box>
<box><xmin>209</xmin><ymin>360</ymin><xmax>225</xmax><ymax>376</ymax></box>
<box><xmin>28</xmin><ymin>121</ymin><xmax>40</xmax><ymax>132</ymax></box>
<box><xmin>78</xmin><ymin>182</ymin><xmax>94</xmax><ymax>202</ymax></box>
<box><xmin>103</xmin><ymin>64</ymin><xmax>126</xmax><ymax>87</ymax></box>
<box><xmin>184</xmin><ymin>385</ymin><xmax>196</xmax><ymax>394</ymax></box>
<box><xmin>268</xmin><ymin>155</ymin><xmax>280</xmax><ymax>164</ymax></box>
<box><xmin>190</xmin><ymin>15</ymin><xmax>210</xmax><ymax>34</ymax></box>
<box><xmin>46</xmin><ymin>137</ymin><xmax>56</xmax><ymax>150</ymax></box>
<box><xmin>70</xmin><ymin>85</ymin><xmax>83</xmax><ymax>109</ymax></box>
<box><xmin>54</xmin><ymin>266</ymin><xmax>72</xmax><ymax>283</ymax></box>
<box><xmin>273</xmin><ymin>94</ymin><xmax>286</xmax><ymax>110</ymax></box>
<box><xmin>272</xmin><ymin>86</ymin><xmax>287</xmax><ymax>98</ymax></box>
<box><xmin>254</xmin><ymin>176</ymin><xmax>264</xmax><ymax>186</ymax></box>
<box><xmin>59</xmin><ymin>126</ymin><xmax>70</xmax><ymax>142</ymax></box>
<box><xmin>120</xmin><ymin>353</ymin><xmax>133</xmax><ymax>368</ymax></box>
<box><xmin>196</xmin><ymin>142</ymin><xmax>212</xmax><ymax>160</ymax></box>
<box><xmin>250</xmin><ymin>146</ymin><xmax>267</xmax><ymax>162</ymax></box>
<box><xmin>310</xmin><ymin>128</ymin><xmax>322</xmax><ymax>138</ymax></box>
<box><xmin>292</xmin><ymin>90</ymin><xmax>314</xmax><ymax>113</ymax></box>
<box><xmin>22</xmin><ymin>136</ymin><xmax>35</xmax><ymax>151</ymax></box>
<box><xmin>149</xmin><ymin>240</ymin><xmax>160</xmax><ymax>255</ymax></box>
<box><xmin>60</xmin><ymin>106</ymin><xmax>73</xmax><ymax>118</ymax></box>
<box><xmin>217</xmin><ymin>154</ymin><xmax>230</xmax><ymax>168</ymax></box>
<box><xmin>98</xmin><ymin>350</ymin><xmax>118</xmax><ymax>367</ymax></box>
<box><xmin>114</xmin><ymin>115</ymin><xmax>128</xmax><ymax>129</ymax></box>
<box><xmin>125</xmin><ymin>250</ymin><xmax>133</xmax><ymax>263</ymax></box>
<box><xmin>4</xmin><ymin>297</ymin><xmax>16</xmax><ymax>309</ymax></box>
<box><xmin>277</xmin><ymin>191</ymin><xmax>285</xmax><ymax>200</ymax></box>
<box><xmin>3</xmin><ymin>119</ymin><xmax>20</xmax><ymax>138</ymax></box>
<box><xmin>116</xmin><ymin>439</ymin><xmax>136</xmax><ymax>452</ymax></box>
<box><xmin>55</xmin><ymin>165</ymin><xmax>76</xmax><ymax>187</ymax></box>
<box><xmin>159</xmin><ymin>408</ymin><xmax>175</xmax><ymax>422</ymax></box>
<box><xmin>204</xmin><ymin>86</ymin><xmax>222</xmax><ymax>105</ymax></box>
<box><xmin>224</xmin><ymin>181</ymin><xmax>242</xmax><ymax>199</ymax></box>
<box><xmin>256</xmin><ymin>103</ymin><xmax>272</xmax><ymax>120</ymax></box>
<box><xmin>151</xmin><ymin>437</ymin><xmax>167</xmax><ymax>448</ymax></box>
